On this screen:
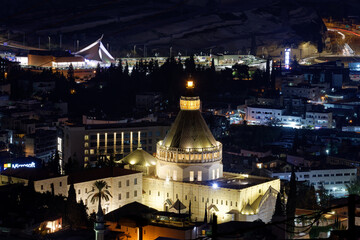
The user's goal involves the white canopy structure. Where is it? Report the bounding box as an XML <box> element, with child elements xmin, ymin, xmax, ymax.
<box><xmin>75</xmin><ymin>35</ymin><xmax>115</xmax><ymax>64</ymax></box>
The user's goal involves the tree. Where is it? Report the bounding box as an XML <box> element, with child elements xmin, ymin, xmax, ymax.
<box><xmin>48</xmin><ymin>150</ymin><xmax>61</xmax><ymax>174</ymax></box>
<box><xmin>317</xmin><ymin>184</ymin><xmax>333</xmax><ymax>208</ymax></box>
<box><xmin>286</xmin><ymin>169</ymin><xmax>297</xmax><ymax>236</ymax></box>
<box><xmin>67</xmin><ymin>63</ymin><xmax>74</xmax><ymax>83</ymax></box>
<box><xmin>88</xmin><ymin>180</ymin><xmax>112</xmax><ymax>211</ymax></box>
<box><xmin>346</xmin><ymin>180</ymin><xmax>360</xmax><ymax>196</ymax></box>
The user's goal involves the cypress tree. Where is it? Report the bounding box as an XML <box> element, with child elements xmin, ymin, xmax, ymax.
<box><xmin>286</xmin><ymin>169</ymin><xmax>297</xmax><ymax>236</ymax></box>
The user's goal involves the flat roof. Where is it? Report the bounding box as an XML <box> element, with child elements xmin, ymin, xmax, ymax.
<box><xmin>146</xmin><ymin>172</ymin><xmax>277</xmax><ymax>190</ymax></box>
<box><xmin>69</xmin><ymin>167</ymin><xmax>140</xmax><ymax>184</ymax></box>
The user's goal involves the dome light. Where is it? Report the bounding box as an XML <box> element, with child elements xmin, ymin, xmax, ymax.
<box><xmin>186</xmin><ymin>80</ymin><xmax>194</xmax><ymax>89</ymax></box>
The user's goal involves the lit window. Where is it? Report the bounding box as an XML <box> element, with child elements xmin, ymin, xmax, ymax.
<box><xmin>173</xmin><ymin>170</ymin><xmax>177</xmax><ymax>181</ymax></box>
<box><xmin>190</xmin><ymin>171</ymin><xmax>194</xmax><ymax>181</ymax></box>
<box><xmin>126</xmin><ymin>180</ymin><xmax>130</xmax><ymax>186</ymax></box>
<box><xmin>84</xmin><ymin>150</ymin><xmax>89</xmax><ymax>155</ymax></box>
<box><xmin>84</xmin><ymin>135</ymin><xmax>89</xmax><ymax>140</ymax></box>
<box><xmin>90</xmin><ymin>149</ymin><xmax>94</xmax><ymax>154</ymax></box>
<box><xmin>198</xmin><ymin>171</ymin><xmax>202</xmax><ymax>181</ymax></box>
<box><xmin>84</xmin><ymin>142</ymin><xmax>89</xmax><ymax>147</ymax></box>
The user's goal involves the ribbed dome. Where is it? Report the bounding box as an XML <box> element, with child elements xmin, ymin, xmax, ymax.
<box><xmin>162</xmin><ymin>109</ymin><xmax>217</xmax><ymax>149</ymax></box>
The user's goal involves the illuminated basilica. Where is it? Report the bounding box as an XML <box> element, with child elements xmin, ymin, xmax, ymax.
<box><xmin>123</xmin><ymin>80</ymin><xmax>280</xmax><ymax>223</ymax></box>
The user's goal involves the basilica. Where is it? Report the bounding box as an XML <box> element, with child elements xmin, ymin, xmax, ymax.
<box><xmin>124</xmin><ymin>80</ymin><xmax>280</xmax><ymax>223</ymax></box>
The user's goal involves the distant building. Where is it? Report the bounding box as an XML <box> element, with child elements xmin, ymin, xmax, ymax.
<box><xmin>282</xmin><ymin>84</ymin><xmax>321</xmax><ymax>101</ymax></box>
<box><xmin>245</xmin><ymin>105</ymin><xmax>333</xmax><ymax>128</ymax></box>
<box><xmin>271</xmin><ymin>166</ymin><xmax>357</xmax><ymax>197</ymax></box>
<box><xmin>59</xmin><ymin>123</ymin><xmax>170</xmax><ymax>167</ymax></box>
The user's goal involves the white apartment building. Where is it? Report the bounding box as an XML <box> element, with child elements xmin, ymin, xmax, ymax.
<box><xmin>245</xmin><ymin>105</ymin><xmax>285</xmax><ymax>125</ymax></box>
<box><xmin>271</xmin><ymin>167</ymin><xmax>357</xmax><ymax>197</ymax></box>
<box><xmin>245</xmin><ymin>105</ymin><xmax>333</xmax><ymax>129</ymax></box>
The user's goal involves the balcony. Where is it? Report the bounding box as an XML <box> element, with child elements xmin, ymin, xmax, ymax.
<box><xmin>156</xmin><ymin>141</ymin><xmax>222</xmax><ymax>163</ymax></box>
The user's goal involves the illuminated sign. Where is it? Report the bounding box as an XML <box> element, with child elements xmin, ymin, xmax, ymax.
<box><xmin>285</xmin><ymin>48</ymin><xmax>291</xmax><ymax>70</ymax></box>
<box><xmin>3</xmin><ymin>162</ymin><xmax>36</xmax><ymax>169</ymax></box>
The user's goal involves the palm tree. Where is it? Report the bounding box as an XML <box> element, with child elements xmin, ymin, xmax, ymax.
<box><xmin>88</xmin><ymin>180</ymin><xmax>112</xmax><ymax>212</ymax></box>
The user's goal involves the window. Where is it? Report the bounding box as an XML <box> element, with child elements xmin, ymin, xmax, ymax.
<box><xmin>84</xmin><ymin>150</ymin><xmax>89</xmax><ymax>155</ymax></box>
<box><xmin>324</xmin><ymin>174</ymin><xmax>329</xmax><ymax>177</ymax></box>
<box><xmin>90</xmin><ymin>149</ymin><xmax>95</xmax><ymax>154</ymax></box>
<box><xmin>85</xmin><ymin>199</ymin><xmax>87</xmax><ymax>205</ymax></box>
<box><xmin>158</xmin><ymin>191</ymin><xmax>160</xmax><ymax>197</ymax></box>
<box><xmin>318</xmin><ymin>174</ymin><xmax>322</xmax><ymax>177</ymax></box>
<box><xmin>216</xmin><ymin>199</ymin><xmax>218</xmax><ymax>204</ymax></box>
<box><xmin>344</xmin><ymin>173</ymin><xmax>350</xmax><ymax>176</ymax></box>
<box><xmin>190</xmin><ymin>171</ymin><xmax>194</xmax><ymax>182</ymax></box>
<box><xmin>126</xmin><ymin>180</ymin><xmax>130</xmax><ymax>186</ymax></box>
<box><xmin>118</xmin><ymin>181</ymin><xmax>122</xmax><ymax>188</ymax></box>
<box><xmin>202</xmin><ymin>197</ymin><xmax>204</xmax><ymax>202</ymax></box>
<box><xmin>236</xmin><ymin>202</ymin><xmax>238</xmax><ymax>207</ymax></box>
<box><xmin>126</xmin><ymin>192</ymin><xmax>130</xmax><ymax>198</ymax></box>
<box><xmin>173</xmin><ymin>170</ymin><xmax>177</xmax><ymax>181</ymax></box>
<box><xmin>167</xmin><ymin>193</ymin><xmax>169</xmax><ymax>198</ymax></box>
<box><xmin>336</xmin><ymin>173</ymin><xmax>343</xmax><ymax>176</ymax></box>
<box><xmin>84</xmin><ymin>142</ymin><xmax>89</xmax><ymax>147</ymax></box>
<box><xmin>194</xmin><ymin>196</ymin><xmax>196</xmax><ymax>201</ymax></box>
<box><xmin>221</xmin><ymin>200</ymin><xmax>223</xmax><ymax>205</ymax></box>
<box><xmin>78</xmin><ymin>189</ymin><xmax>81</xmax><ymax>194</ymax></box>
<box><xmin>198</xmin><ymin>171</ymin><xmax>202</xmax><ymax>181</ymax></box>
<box><xmin>84</xmin><ymin>135</ymin><xmax>89</xmax><ymax>140</ymax></box>
<box><xmin>134</xmin><ymin>178</ymin><xmax>138</xmax><ymax>185</ymax></box>
<box><xmin>176</xmin><ymin>194</ymin><xmax>178</xmax><ymax>199</ymax></box>
<box><xmin>185</xmin><ymin>195</ymin><xmax>187</xmax><ymax>200</ymax></box>
<box><xmin>134</xmin><ymin>191</ymin><xmax>137</xmax><ymax>197</ymax></box>
<box><xmin>59</xmin><ymin>182</ymin><xmax>62</xmax><ymax>187</ymax></box>
<box><xmin>230</xmin><ymin>201</ymin><xmax>232</xmax><ymax>206</ymax></box>
<box><xmin>118</xmin><ymin>194</ymin><xmax>121</xmax><ymax>200</ymax></box>
<box><xmin>85</xmin><ymin>188</ymin><xmax>87</xmax><ymax>193</ymax></box>
<box><xmin>149</xmin><ymin>190</ymin><xmax>151</xmax><ymax>195</ymax></box>
<box><xmin>312</xmin><ymin>175</ymin><xmax>316</xmax><ymax>177</ymax></box>
<box><xmin>41</xmin><ymin>185</ymin><xmax>43</xmax><ymax>190</ymax></box>
<box><xmin>304</xmin><ymin>175</ymin><xmax>309</xmax><ymax>178</ymax></box>
<box><xmin>212</xmin><ymin>170</ymin><xmax>215</xmax><ymax>180</ymax></box>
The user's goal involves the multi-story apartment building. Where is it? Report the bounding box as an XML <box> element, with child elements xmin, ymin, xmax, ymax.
<box><xmin>271</xmin><ymin>166</ymin><xmax>357</xmax><ymax>197</ymax></box>
<box><xmin>282</xmin><ymin>84</ymin><xmax>321</xmax><ymax>101</ymax></box>
<box><xmin>245</xmin><ymin>105</ymin><xmax>333</xmax><ymax>128</ymax></box>
<box><xmin>245</xmin><ymin>105</ymin><xmax>285</xmax><ymax>125</ymax></box>
<box><xmin>59</xmin><ymin>123</ymin><xmax>170</xmax><ymax>167</ymax></box>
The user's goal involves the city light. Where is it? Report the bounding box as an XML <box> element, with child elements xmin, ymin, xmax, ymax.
<box><xmin>212</xmin><ymin>183</ymin><xmax>218</xmax><ymax>189</ymax></box>
<box><xmin>284</xmin><ymin>48</ymin><xmax>291</xmax><ymax>70</ymax></box>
